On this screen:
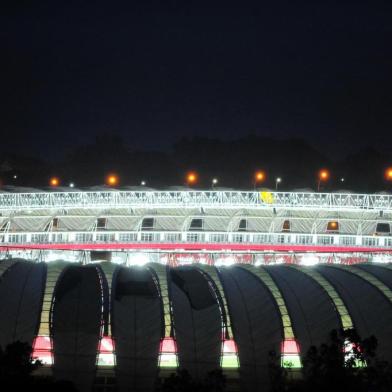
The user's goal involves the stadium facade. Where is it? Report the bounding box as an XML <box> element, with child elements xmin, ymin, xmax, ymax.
<box><xmin>0</xmin><ymin>188</ymin><xmax>392</xmax><ymax>391</ymax></box>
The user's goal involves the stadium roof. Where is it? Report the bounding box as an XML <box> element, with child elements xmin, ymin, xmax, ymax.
<box><xmin>1</xmin><ymin>259</ymin><xmax>392</xmax><ymax>391</ymax></box>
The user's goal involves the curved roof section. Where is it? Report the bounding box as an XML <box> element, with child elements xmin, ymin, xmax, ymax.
<box><xmin>267</xmin><ymin>265</ymin><xmax>341</xmax><ymax>355</ymax></box>
<box><xmin>52</xmin><ymin>264</ymin><xmax>102</xmax><ymax>391</ymax></box>
<box><xmin>316</xmin><ymin>265</ymin><xmax>392</xmax><ymax>361</ymax></box>
<box><xmin>0</xmin><ymin>261</ymin><xmax>45</xmax><ymax>348</ymax></box>
<box><xmin>170</xmin><ymin>267</ymin><xmax>221</xmax><ymax>378</ymax></box>
<box><xmin>0</xmin><ymin>259</ymin><xmax>392</xmax><ymax>391</ymax></box>
<box><xmin>218</xmin><ymin>266</ymin><xmax>282</xmax><ymax>392</ymax></box>
<box><xmin>112</xmin><ymin>266</ymin><xmax>162</xmax><ymax>392</ymax></box>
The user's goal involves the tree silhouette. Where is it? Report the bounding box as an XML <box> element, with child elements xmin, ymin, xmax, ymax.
<box><xmin>270</xmin><ymin>329</ymin><xmax>392</xmax><ymax>392</ymax></box>
<box><xmin>157</xmin><ymin>368</ymin><xmax>226</xmax><ymax>392</ymax></box>
<box><xmin>0</xmin><ymin>341</ymin><xmax>79</xmax><ymax>391</ymax></box>
<box><xmin>0</xmin><ymin>341</ymin><xmax>41</xmax><ymax>385</ymax></box>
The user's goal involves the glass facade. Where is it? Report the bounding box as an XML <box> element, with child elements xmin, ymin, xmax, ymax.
<box><xmin>97</xmin><ymin>336</ymin><xmax>115</xmax><ymax>366</ymax></box>
<box><xmin>158</xmin><ymin>337</ymin><xmax>178</xmax><ymax>368</ymax></box>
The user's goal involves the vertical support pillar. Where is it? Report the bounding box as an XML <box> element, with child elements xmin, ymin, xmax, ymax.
<box><xmin>32</xmin><ymin>262</ymin><xmax>68</xmax><ymax>365</ymax></box>
<box><xmin>148</xmin><ymin>263</ymin><xmax>178</xmax><ymax>369</ymax></box>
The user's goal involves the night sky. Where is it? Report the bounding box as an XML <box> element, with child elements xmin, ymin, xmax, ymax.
<box><xmin>1</xmin><ymin>1</ymin><xmax>392</xmax><ymax>159</ymax></box>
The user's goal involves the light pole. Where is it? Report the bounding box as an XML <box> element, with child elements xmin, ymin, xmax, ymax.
<box><xmin>317</xmin><ymin>169</ymin><xmax>330</xmax><ymax>192</ymax></box>
<box><xmin>212</xmin><ymin>178</ymin><xmax>218</xmax><ymax>189</ymax></box>
<box><xmin>275</xmin><ymin>177</ymin><xmax>282</xmax><ymax>190</ymax></box>
<box><xmin>254</xmin><ymin>170</ymin><xmax>266</xmax><ymax>190</ymax></box>
<box><xmin>385</xmin><ymin>167</ymin><xmax>392</xmax><ymax>183</ymax></box>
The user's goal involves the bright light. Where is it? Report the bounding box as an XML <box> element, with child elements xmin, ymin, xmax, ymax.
<box><xmin>221</xmin><ymin>339</ymin><xmax>239</xmax><ymax>368</ymax></box>
<box><xmin>97</xmin><ymin>336</ymin><xmax>115</xmax><ymax>366</ymax></box>
<box><xmin>32</xmin><ymin>335</ymin><xmax>53</xmax><ymax>365</ymax></box>
<box><xmin>141</xmin><ymin>180</ymin><xmax>146</xmax><ymax>186</ymax></box>
<box><xmin>13</xmin><ymin>175</ymin><xmax>17</xmax><ymax>179</ymax></box>
<box><xmin>341</xmin><ymin>178</ymin><xmax>345</xmax><ymax>182</ymax></box>
<box><xmin>371</xmin><ymin>254</ymin><xmax>392</xmax><ymax>264</ymax></box>
<box><xmin>128</xmin><ymin>253</ymin><xmax>150</xmax><ymax>266</ymax></box>
<box><xmin>319</xmin><ymin>169</ymin><xmax>330</xmax><ymax>181</ymax></box>
<box><xmin>106</xmin><ymin>173</ymin><xmax>119</xmax><ymax>187</ymax></box>
<box><xmin>159</xmin><ymin>337</ymin><xmax>178</xmax><ymax>368</ymax></box>
<box><xmin>327</xmin><ymin>221</ymin><xmax>339</xmax><ymax>231</ymax></box>
<box><xmin>215</xmin><ymin>256</ymin><xmax>236</xmax><ymax>266</ymax></box>
<box><xmin>49</xmin><ymin>177</ymin><xmax>60</xmax><ymax>187</ymax></box>
<box><xmin>111</xmin><ymin>253</ymin><xmax>127</xmax><ymax>264</ymax></box>
<box><xmin>186</xmin><ymin>171</ymin><xmax>198</xmax><ymax>185</ymax></box>
<box><xmin>69</xmin><ymin>182</ymin><xmax>75</xmax><ymax>188</ymax></box>
<box><xmin>212</xmin><ymin>178</ymin><xmax>218</xmax><ymax>185</ymax></box>
<box><xmin>300</xmin><ymin>254</ymin><xmax>319</xmax><ymax>266</ymax></box>
<box><xmin>281</xmin><ymin>339</ymin><xmax>302</xmax><ymax>368</ymax></box>
<box><xmin>276</xmin><ymin>177</ymin><xmax>282</xmax><ymax>183</ymax></box>
<box><xmin>255</xmin><ymin>170</ymin><xmax>266</xmax><ymax>182</ymax></box>
<box><xmin>385</xmin><ymin>167</ymin><xmax>392</xmax><ymax>181</ymax></box>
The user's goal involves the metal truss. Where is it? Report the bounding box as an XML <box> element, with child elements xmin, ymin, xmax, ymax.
<box><xmin>0</xmin><ymin>190</ymin><xmax>392</xmax><ymax>212</ymax></box>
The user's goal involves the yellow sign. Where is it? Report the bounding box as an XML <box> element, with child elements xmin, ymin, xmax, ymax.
<box><xmin>260</xmin><ymin>191</ymin><xmax>274</xmax><ymax>204</ymax></box>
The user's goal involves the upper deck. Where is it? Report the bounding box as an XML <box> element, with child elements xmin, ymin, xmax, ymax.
<box><xmin>0</xmin><ymin>190</ymin><xmax>392</xmax><ymax>212</ymax></box>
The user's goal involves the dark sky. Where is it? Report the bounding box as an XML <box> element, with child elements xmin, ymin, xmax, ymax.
<box><xmin>1</xmin><ymin>1</ymin><xmax>392</xmax><ymax>159</ymax></box>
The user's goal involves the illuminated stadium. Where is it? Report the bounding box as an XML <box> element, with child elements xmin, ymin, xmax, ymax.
<box><xmin>1</xmin><ymin>188</ymin><xmax>392</xmax><ymax>391</ymax></box>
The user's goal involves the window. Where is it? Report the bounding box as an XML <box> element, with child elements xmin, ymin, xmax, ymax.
<box><xmin>339</xmin><ymin>236</ymin><xmax>356</xmax><ymax>246</ymax></box>
<box><xmin>254</xmin><ymin>234</ymin><xmax>271</xmax><ymax>243</ymax></box>
<box><xmin>97</xmin><ymin>218</ymin><xmax>107</xmax><ymax>230</ymax></box>
<box><xmin>31</xmin><ymin>234</ymin><xmax>49</xmax><ymax>243</ymax></box>
<box><xmin>76</xmin><ymin>233</ymin><xmax>93</xmax><ymax>242</ymax></box>
<box><xmin>119</xmin><ymin>233</ymin><xmax>137</xmax><ymax>242</ymax></box>
<box><xmin>327</xmin><ymin>221</ymin><xmax>339</xmax><ymax>232</ymax></box>
<box><xmin>52</xmin><ymin>217</ymin><xmax>59</xmax><ymax>230</ymax></box>
<box><xmin>277</xmin><ymin>234</ymin><xmax>290</xmax><ymax>244</ymax></box>
<box><xmin>52</xmin><ymin>233</ymin><xmax>65</xmax><ymax>243</ymax></box>
<box><xmin>189</xmin><ymin>218</ymin><xmax>203</xmax><ymax>231</ymax></box>
<box><xmin>238</xmin><ymin>219</ymin><xmax>247</xmax><ymax>232</ymax></box>
<box><xmin>296</xmin><ymin>235</ymin><xmax>312</xmax><ymax>244</ymax></box>
<box><xmin>317</xmin><ymin>236</ymin><xmax>333</xmax><ymax>245</ymax></box>
<box><xmin>209</xmin><ymin>233</ymin><xmax>228</xmax><ymax>243</ymax></box>
<box><xmin>141</xmin><ymin>232</ymin><xmax>153</xmax><ymax>242</ymax></box>
<box><xmin>362</xmin><ymin>237</ymin><xmax>378</xmax><ymax>247</ymax></box>
<box><xmin>375</xmin><ymin>222</ymin><xmax>390</xmax><ymax>235</ymax></box>
<box><xmin>8</xmin><ymin>234</ymin><xmax>26</xmax><ymax>243</ymax></box>
<box><xmin>165</xmin><ymin>233</ymin><xmax>181</xmax><ymax>242</ymax></box>
<box><xmin>232</xmin><ymin>234</ymin><xmax>244</xmax><ymax>243</ymax></box>
<box><xmin>96</xmin><ymin>233</ymin><xmax>115</xmax><ymax>242</ymax></box>
<box><xmin>282</xmin><ymin>220</ymin><xmax>291</xmax><ymax>232</ymax></box>
<box><xmin>141</xmin><ymin>217</ymin><xmax>155</xmax><ymax>231</ymax></box>
<box><xmin>187</xmin><ymin>233</ymin><xmax>200</xmax><ymax>242</ymax></box>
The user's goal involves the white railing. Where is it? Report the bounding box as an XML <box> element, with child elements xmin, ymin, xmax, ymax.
<box><xmin>1</xmin><ymin>230</ymin><xmax>392</xmax><ymax>250</ymax></box>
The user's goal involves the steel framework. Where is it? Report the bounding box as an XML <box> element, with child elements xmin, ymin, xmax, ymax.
<box><xmin>0</xmin><ymin>190</ymin><xmax>392</xmax><ymax>211</ymax></box>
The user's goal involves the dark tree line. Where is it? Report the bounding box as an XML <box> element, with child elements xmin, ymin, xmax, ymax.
<box><xmin>1</xmin><ymin>330</ymin><xmax>392</xmax><ymax>391</ymax></box>
<box><xmin>156</xmin><ymin>369</ymin><xmax>226</xmax><ymax>392</ymax></box>
<box><xmin>270</xmin><ymin>329</ymin><xmax>392</xmax><ymax>392</ymax></box>
<box><xmin>0</xmin><ymin>134</ymin><xmax>391</xmax><ymax>192</ymax></box>
<box><xmin>0</xmin><ymin>341</ymin><xmax>78</xmax><ymax>391</ymax></box>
